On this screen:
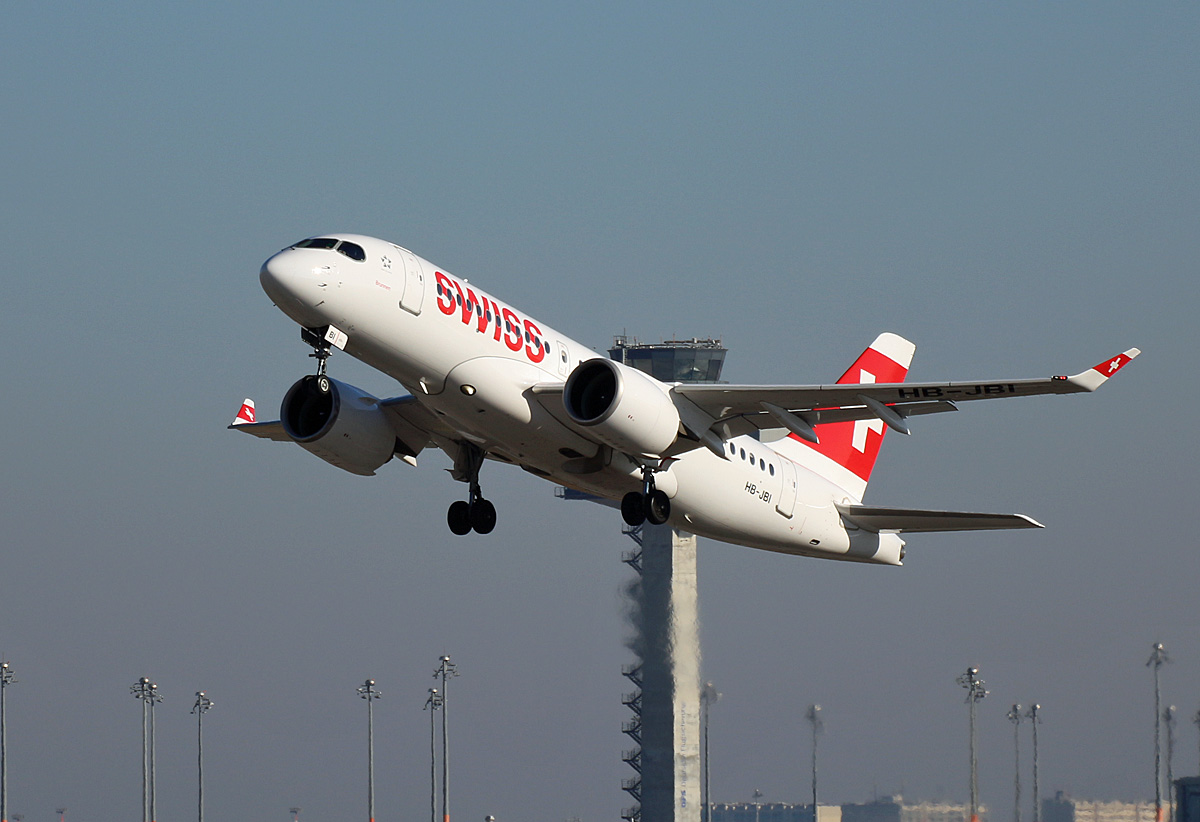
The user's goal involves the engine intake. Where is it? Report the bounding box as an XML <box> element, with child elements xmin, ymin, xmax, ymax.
<box><xmin>281</xmin><ymin>376</ymin><xmax>397</xmax><ymax>476</ymax></box>
<box><xmin>563</xmin><ymin>359</ymin><xmax>680</xmax><ymax>458</ymax></box>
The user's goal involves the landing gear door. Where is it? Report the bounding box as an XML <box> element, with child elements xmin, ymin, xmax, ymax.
<box><xmin>776</xmin><ymin>457</ymin><xmax>798</xmax><ymax>518</ymax></box>
<box><xmin>399</xmin><ymin>251</ymin><xmax>425</xmax><ymax>315</ymax></box>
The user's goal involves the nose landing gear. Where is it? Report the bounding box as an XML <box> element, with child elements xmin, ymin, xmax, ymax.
<box><xmin>447</xmin><ymin>442</ymin><xmax>497</xmax><ymax>535</ymax></box>
<box><xmin>621</xmin><ymin>466</ymin><xmax>671</xmax><ymax>527</ymax></box>
<box><xmin>301</xmin><ymin>326</ymin><xmax>337</xmax><ymax>394</ymax></box>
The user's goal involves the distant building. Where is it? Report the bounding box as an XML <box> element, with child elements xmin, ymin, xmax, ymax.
<box><xmin>1174</xmin><ymin>778</ymin><xmax>1200</xmax><ymax>822</ymax></box>
<box><xmin>711</xmin><ymin>803</ymin><xmax>840</xmax><ymax>822</ymax></box>
<box><xmin>843</xmin><ymin>796</ymin><xmax>984</xmax><ymax>822</ymax></box>
<box><xmin>1042</xmin><ymin>792</ymin><xmax>1156</xmax><ymax>822</ymax></box>
<box><xmin>712</xmin><ymin>798</ymin><xmax>977</xmax><ymax>822</ymax></box>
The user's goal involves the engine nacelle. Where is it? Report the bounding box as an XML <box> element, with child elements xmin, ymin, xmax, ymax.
<box><xmin>281</xmin><ymin>376</ymin><xmax>397</xmax><ymax>476</ymax></box>
<box><xmin>563</xmin><ymin>358</ymin><xmax>681</xmax><ymax>458</ymax></box>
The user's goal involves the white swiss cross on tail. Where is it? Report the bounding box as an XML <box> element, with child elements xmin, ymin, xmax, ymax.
<box><xmin>785</xmin><ymin>333</ymin><xmax>916</xmax><ymax>502</ymax></box>
<box><xmin>851</xmin><ymin>370</ymin><xmax>884</xmax><ymax>452</ymax></box>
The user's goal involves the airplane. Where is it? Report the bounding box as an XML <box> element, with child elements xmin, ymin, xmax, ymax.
<box><xmin>232</xmin><ymin>233</ymin><xmax>1139</xmax><ymax>566</ymax></box>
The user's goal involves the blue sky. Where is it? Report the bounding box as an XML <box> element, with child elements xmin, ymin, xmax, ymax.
<box><xmin>2</xmin><ymin>3</ymin><xmax>1198</xmax><ymax>821</ymax></box>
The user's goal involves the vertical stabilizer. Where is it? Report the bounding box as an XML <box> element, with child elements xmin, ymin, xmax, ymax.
<box><xmin>774</xmin><ymin>333</ymin><xmax>914</xmax><ymax>502</ymax></box>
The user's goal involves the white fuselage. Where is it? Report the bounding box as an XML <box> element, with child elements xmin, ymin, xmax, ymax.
<box><xmin>259</xmin><ymin>235</ymin><xmax>902</xmax><ymax>564</ymax></box>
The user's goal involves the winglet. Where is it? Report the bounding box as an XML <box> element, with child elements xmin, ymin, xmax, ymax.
<box><xmin>232</xmin><ymin>398</ymin><xmax>257</xmax><ymax>426</ymax></box>
<box><xmin>1067</xmin><ymin>348</ymin><xmax>1141</xmax><ymax>391</ymax></box>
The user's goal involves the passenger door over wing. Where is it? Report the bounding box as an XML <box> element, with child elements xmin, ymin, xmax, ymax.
<box><xmin>776</xmin><ymin>456</ymin><xmax>799</xmax><ymax>519</ymax></box>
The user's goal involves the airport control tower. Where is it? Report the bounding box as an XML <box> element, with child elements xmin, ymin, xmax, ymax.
<box><xmin>612</xmin><ymin>337</ymin><xmax>726</xmax><ymax>822</ymax></box>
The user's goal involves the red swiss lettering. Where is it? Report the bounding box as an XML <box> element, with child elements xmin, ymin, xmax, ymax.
<box><xmin>501</xmin><ymin>308</ymin><xmax>523</xmax><ymax>352</ymax></box>
<box><xmin>435</xmin><ymin>272</ymin><xmax>455</xmax><ymax>315</ymax></box>
<box><xmin>434</xmin><ymin>271</ymin><xmax>549</xmax><ymax>366</ymax></box>
<box><xmin>461</xmin><ymin>286</ymin><xmax>478</xmax><ymax>327</ymax></box>
<box><xmin>524</xmin><ymin>319</ymin><xmax>546</xmax><ymax>363</ymax></box>
<box><xmin>490</xmin><ymin>299</ymin><xmax>502</xmax><ymax>341</ymax></box>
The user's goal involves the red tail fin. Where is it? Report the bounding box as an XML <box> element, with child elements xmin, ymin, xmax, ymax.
<box><xmin>786</xmin><ymin>333</ymin><xmax>915</xmax><ymax>500</ymax></box>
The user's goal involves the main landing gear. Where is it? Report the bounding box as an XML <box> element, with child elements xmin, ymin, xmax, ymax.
<box><xmin>621</xmin><ymin>467</ymin><xmax>671</xmax><ymax>527</ymax></box>
<box><xmin>447</xmin><ymin>442</ymin><xmax>497</xmax><ymax>536</ymax></box>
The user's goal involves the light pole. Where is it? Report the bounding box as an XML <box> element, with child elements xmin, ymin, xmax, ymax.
<box><xmin>358</xmin><ymin>679</ymin><xmax>382</xmax><ymax>822</ymax></box>
<box><xmin>1148</xmin><ymin>643</ymin><xmax>1171</xmax><ymax>822</ymax></box>
<box><xmin>1007</xmin><ymin>705</ymin><xmax>1022</xmax><ymax>822</ymax></box>
<box><xmin>149</xmin><ymin>682</ymin><xmax>161</xmax><ymax>822</ymax></box>
<box><xmin>956</xmin><ymin>667</ymin><xmax>988</xmax><ymax>822</ymax></box>
<box><xmin>192</xmin><ymin>692</ymin><xmax>214</xmax><ymax>822</ymax></box>
<box><xmin>1193</xmin><ymin>709</ymin><xmax>1200</xmax><ymax>777</ymax></box>
<box><xmin>1024</xmin><ymin>704</ymin><xmax>1042</xmax><ymax>822</ymax></box>
<box><xmin>753</xmin><ymin>788</ymin><xmax>763</xmax><ymax>822</ymax></box>
<box><xmin>289</xmin><ymin>807</ymin><xmax>302</xmax><ymax>822</ymax></box>
<box><xmin>805</xmin><ymin>705</ymin><xmax>823</xmax><ymax>822</ymax></box>
<box><xmin>425</xmin><ymin>689</ymin><xmax>443</xmax><ymax>822</ymax></box>
<box><xmin>131</xmin><ymin>678</ymin><xmax>153</xmax><ymax>822</ymax></box>
<box><xmin>1</xmin><ymin>661</ymin><xmax>15</xmax><ymax>822</ymax></box>
<box><xmin>701</xmin><ymin>682</ymin><xmax>720</xmax><ymax>822</ymax></box>
<box><xmin>433</xmin><ymin>656</ymin><xmax>458</xmax><ymax>822</ymax></box>
<box><xmin>1164</xmin><ymin>706</ymin><xmax>1176</xmax><ymax>822</ymax></box>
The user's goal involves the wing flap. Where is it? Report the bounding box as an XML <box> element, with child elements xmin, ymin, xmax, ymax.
<box><xmin>379</xmin><ymin>394</ymin><xmax>454</xmax><ymax>456</ymax></box>
<box><xmin>837</xmin><ymin>504</ymin><xmax>1044</xmax><ymax>533</ymax></box>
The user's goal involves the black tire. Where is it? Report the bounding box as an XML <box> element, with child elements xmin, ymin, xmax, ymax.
<box><xmin>621</xmin><ymin>492</ymin><xmax>647</xmax><ymax>526</ymax></box>
<box><xmin>645</xmin><ymin>489</ymin><xmax>671</xmax><ymax>525</ymax></box>
<box><xmin>470</xmin><ymin>499</ymin><xmax>497</xmax><ymax>534</ymax></box>
<box><xmin>447</xmin><ymin>500</ymin><xmax>472</xmax><ymax>535</ymax></box>
<box><xmin>316</xmin><ymin>374</ymin><xmax>331</xmax><ymax>394</ymax></box>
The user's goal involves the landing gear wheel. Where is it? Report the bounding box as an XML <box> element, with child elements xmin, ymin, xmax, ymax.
<box><xmin>316</xmin><ymin>374</ymin><xmax>331</xmax><ymax>394</ymax></box>
<box><xmin>645</xmin><ymin>489</ymin><xmax>671</xmax><ymax>525</ymax></box>
<box><xmin>447</xmin><ymin>500</ymin><xmax>472</xmax><ymax>535</ymax></box>
<box><xmin>470</xmin><ymin>499</ymin><xmax>497</xmax><ymax>534</ymax></box>
<box><xmin>621</xmin><ymin>492</ymin><xmax>647</xmax><ymax>526</ymax></box>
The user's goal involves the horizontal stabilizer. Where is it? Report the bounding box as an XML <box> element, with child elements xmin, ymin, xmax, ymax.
<box><xmin>837</xmin><ymin>504</ymin><xmax>1043</xmax><ymax>533</ymax></box>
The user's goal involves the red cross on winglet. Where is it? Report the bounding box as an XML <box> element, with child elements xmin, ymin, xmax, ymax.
<box><xmin>1090</xmin><ymin>350</ymin><xmax>1138</xmax><ymax>377</ymax></box>
<box><xmin>234</xmin><ymin>398</ymin><xmax>257</xmax><ymax>425</ymax></box>
<box><xmin>1068</xmin><ymin>347</ymin><xmax>1140</xmax><ymax>391</ymax></box>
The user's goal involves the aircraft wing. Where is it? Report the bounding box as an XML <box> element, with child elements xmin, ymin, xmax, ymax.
<box><xmin>378</xmin><ymin>394</ymin><xmax>455</xmax><ymax>455</ymax></box>
<box><xmin>229</xmin><ymin>395</ymin><xmax>449</xmax><ymax>459</ymax></box>
<box><xmin>228</xmin><ymin>399</ymin><xmax>291</xmax><ymax>440</ymax></box>
<box><xmin>674</xmin><ymin>348</ymin><xmax>1140</xmax><ymax>434</ymax></box>
<box><xmin>837</xmin><ymin>504</ymin><xmax>1043</xmax><ymax>533</ymax></box>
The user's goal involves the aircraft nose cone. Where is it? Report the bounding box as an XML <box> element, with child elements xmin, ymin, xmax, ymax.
<box><xmin>259</xmin><ymin>251</ymin><xmax>297</xmax><ymax>302</ymax></box>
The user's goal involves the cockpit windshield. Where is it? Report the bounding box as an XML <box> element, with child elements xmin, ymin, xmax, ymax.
<box><xmin>291</xmin><ymin>237</ymin><xmax>367</xmax><ymax>262</ymax></box>
<box><xmin>294</xmin><ymin>237</ymin><xmax>339</xmax><ymax>250</ymax></box>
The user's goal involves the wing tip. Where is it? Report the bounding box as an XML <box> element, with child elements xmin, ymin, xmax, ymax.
<box><xmin>232</xmin><ymin>398</ymin><xmax>257</xmax><ymax>426</ymax></box>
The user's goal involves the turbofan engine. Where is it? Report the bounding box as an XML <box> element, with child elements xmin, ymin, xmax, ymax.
<box><xmin>563</xmin><ymin>358</ymin><xmax>681</xmax><ymax>458</ymax></box>
<box><xmin>281</xmin><ymin>375</ymin><xmax>398</xmax><ymax>476</ymax></box>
